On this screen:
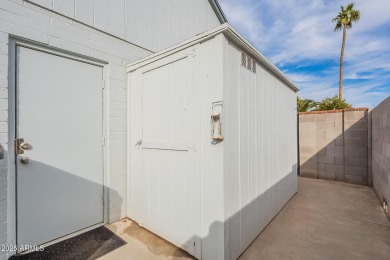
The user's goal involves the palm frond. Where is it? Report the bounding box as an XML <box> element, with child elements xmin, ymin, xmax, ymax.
<box><xmin>332</xmin><ymin>3</ymin><xmax>360</xmax><ymax>30</ymax></box>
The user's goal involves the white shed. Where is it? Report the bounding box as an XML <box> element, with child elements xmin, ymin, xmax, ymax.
<box><xmin>0</xmin><ymin>1</ymin><xmax>226</xmax><ymax>258</ymax></box>
<box><xmin>127</xmin><ymin>24</ymin><xmax>299</xmax><ymax>260</ymax></box>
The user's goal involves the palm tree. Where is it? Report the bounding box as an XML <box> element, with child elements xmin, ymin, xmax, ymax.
<box><xmin>332</xmin><ymin>3</ymin><xmax>360</xmax><ymax>100</ymax></box>
<box><xmin>297</xmin><ymin>97</ymin><xmax>318</xmax><ymax>112</ymax></box>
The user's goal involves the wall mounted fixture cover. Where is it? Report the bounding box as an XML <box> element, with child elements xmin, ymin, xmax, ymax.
<box><xmin>211</xmin><ymin>101</ymin><xmax>223</xmax><ymax>140</ymax></box>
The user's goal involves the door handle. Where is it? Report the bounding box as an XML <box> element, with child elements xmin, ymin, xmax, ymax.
<box><xmin>135</xmin><ymin>139</ymin><xmax>142</xmax><ymax>148</ymax></box>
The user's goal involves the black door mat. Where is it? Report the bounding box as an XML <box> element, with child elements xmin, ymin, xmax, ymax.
<box><xmin>9</xmin><ymin>226</ymin><xmax>126</xmax><ymax>260</ymax></box>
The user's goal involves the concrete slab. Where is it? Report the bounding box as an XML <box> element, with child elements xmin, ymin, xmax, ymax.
<box><xmin>100</xmin><ymin>219</ymin><xmax>194</xmax><ymax>260</ymax></box>
<box><xmin>239</xmin><ymin>177</ymin><xmax>390</xmax><ymax>260</ymax></box>
<box><xmin>100</xmin><ymin>178</ymin><xmax>390</xmax><ymax>260</ymax></box>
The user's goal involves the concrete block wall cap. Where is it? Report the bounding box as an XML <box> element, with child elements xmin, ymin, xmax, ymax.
<box><xmin>343</xmin><ymin>108</ymin><xmax>369</xmax><ymax>112</ymax></box>
<box><xmin>299</xmin><ymin>108</ymin><xmax>369</xmax><ymax>115</ymax></box>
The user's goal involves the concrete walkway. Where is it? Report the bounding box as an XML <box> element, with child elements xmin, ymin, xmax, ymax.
<box><xmin>101</xmin><ymin>177</ymin><xmax>390</xmax><ymax>259</ymax></box>
<box><xmin>239</xmin><ymin>177</ymin><xmax>390</xmax><ymax>260</ymax></box>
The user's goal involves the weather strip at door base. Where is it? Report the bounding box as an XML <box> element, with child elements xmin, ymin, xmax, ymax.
<box><xmin>9</xmin><ymin>226</ymin><xmax>126</xmax><ymax>260</ymax></box>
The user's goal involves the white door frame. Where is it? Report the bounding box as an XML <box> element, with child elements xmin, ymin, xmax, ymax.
<box><xmin>7</xmin><ymin>36</ymin><xmax>109</xmax><ymax>253</ymax></box>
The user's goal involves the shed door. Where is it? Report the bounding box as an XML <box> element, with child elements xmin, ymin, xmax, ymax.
<box><xmin>130</xmin><ymin>55</ymin><xmax>201</xmax><ymax>258</ymax></box>
<box><xmin>16</xmin><ymin>46</ymin><xmax>104</xmax><ymax>247</ymax></box>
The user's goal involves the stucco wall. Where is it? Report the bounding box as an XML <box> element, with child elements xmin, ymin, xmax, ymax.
<box><xmin>371</xmin><ymin>97</ymin><xmax>390</xmax><ymax>219</ymax></box>
<box><xmin>299</xmin><ymin>108</ymin><xmax>370</xmax><ymax>186</ymax></box>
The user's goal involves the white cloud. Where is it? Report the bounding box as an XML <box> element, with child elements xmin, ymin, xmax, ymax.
<box><xmin>218</xmin><ymin>0</ymin><xmax>390</xmax><ymax>107</ymax></box>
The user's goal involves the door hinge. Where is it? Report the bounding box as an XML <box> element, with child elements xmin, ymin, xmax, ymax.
<box><xmin>102</xmin><ymin>137</ymin><xmax>105</xmax><ymax>146</ymax></box>
<box><xmin>102</xmin><ymin>80</ymin><xmax>106</xmax><ymax>89</ymax></box>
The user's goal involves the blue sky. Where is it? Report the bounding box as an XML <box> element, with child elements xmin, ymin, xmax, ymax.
<box><xmin>218</xmin><ymin>0</ymin><xmax>390</xmax><ymax>108</ymax></box>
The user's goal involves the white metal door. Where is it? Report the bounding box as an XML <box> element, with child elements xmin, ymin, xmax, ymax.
<box><xmin>130</xmin><ymin>55</ymin><xmax>201</xmax><ymax>257</ymax></box>
<box><xmin>16</xmin><ymin>46</ymin><xmax>104</xmax><ymax>247</ymax></box>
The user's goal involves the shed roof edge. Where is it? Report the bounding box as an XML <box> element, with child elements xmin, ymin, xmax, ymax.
<box><xmin>127</xmin><ymin>23</ymin><xmax>299</xmax><ymax>92</ymax></box>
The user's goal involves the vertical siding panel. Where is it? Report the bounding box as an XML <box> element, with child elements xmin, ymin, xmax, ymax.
<box><xmin>248</xmin><ymin>66</ymin><xmax>257</xmax><ymax>242</ymax></box>
<box><xmin>274</xmin><ymin>81</ymin><xmax>279</xmax><ymax>212</ymax></box>
<box><xmin>158</xmin><ymin>0</ymin><xmax>170</xmax><ymax>50</ymax></box>
<box><xmin>272</xmin><ymin>78</ymin><xmax>276</xmax><ymax>216</ymax></box>
<box><xmin>292</xmin><ymin>88</ymin><xmax>298</xmax><ymax>192</ymax></box>
<box><xmin>276</xmin><ymin>83</ymin><xmax>281</xmax><ymax>209</ymax></box>
<box><xmin>265</xmin><ymin>74</ymin><xmax>270</xmax><ymax>221</ymax></box>
<box><xmin>262</xmin><ymin>72</ymin><xmax>267</xmax><ymax>222</ymax></box>
<box><xmin>265</xmin><ymin>71</ymin><xmax>272</xmax><ymax>223</ymax></box>
<box><xmin>110</xmin><ymin>0</ymin><xmax>125</xmax><ymax>38</ymax></box>
<box><xmin>53</xmin><ymin>0</ymin><xmax>74</xmax><ymax>18</ymax></box>
<box><xmin>190</xmin><ymin>0</ymin><xmax>197</xmax><ymax>41</ymax></box>
<box><xmin>226</xmin><ymin>41</ymin><xmax>241</xmax><ymax>260</ymax></box>
<box><xmin>137</xmin><ymin>0</ymin><xmax>150</xmax><ymax>49</ymax></box>
<box><xmin>222</xmin><ymin>36</ymin><xmax>230</xmax><ymax>260</ymax></box>
<box><xmin>75</xmin><ymin>0</ymin><xmax>94</xmax><ymax>26</ymax></box>
<box><xmin>239</xmin><ymin>65</ymin><xmax>249</xmax><ymax>252</ymax></box>
<box><xmin>125</xmin><ymin>0</ymin><xmax>138</xmax><ymax>46</ymax></box>
<box><xmin>198</xmin><ymin>36</ymin><xmax>224</xmax><ymax>260</ymax></box>
<box><xmin>277</xmin><ymin>81</ymin><xmax>282</xmax><ymax>211</ymax></box>
<box><xmin>203</xmin><ymin>0</ymin><xmax>218</xmax><ymax>31</ymax></box>
<box><xmin>271</xmin><ymin>76</ymin><xmax>276</xmax><ymax>216</ymax></box>
<box><xmin>226</xmin><ymin>47</ymin><xmax>282</xmax><ymax>256</ymax></box>
<box><xmin>280</xmin><ymin>86</ymin><xmax>285</xmax><ymax>205</ymax></box>
<box><xmin>270</xmin><ymin>76</ymin><xmax>276</xmax><ymax>217</ymax></box>
<box><xmin>197</xmin><ymin>0</ymin><xmax>204</xmax><ymax>34</ymax></box>
<box><xmin>30</xmin><ymin>0</ymin><xmax>53</xmax><ymax>9</ymax></box>
<box><xmin>285</xmin><ymin>87</ymin><xmax>291</xmax><ymax>202</ymax></box>
<box><xmin>195</xmin><ymin>0</ymin><xmax>202</xmax><ymax>33</ymax></box>
<box><xmin>178</xmin><ymin>0</ymin><xmax>187</xmax><ymax>47</ymax></box>
<box><xmin>256</xmin><ymin>68</ymin><xmax>264</xmax><ymax>233</ymax></box>
<box><xmin>171</xmin><ymin>0</ymin><xmax>181</xmax><ymax>45</ymax></box>
<box><xmin>149</xmin><ymin>0</ymin><xmax>159</xmax><ymax>51</ymax></box>
<box><xmin>94</xmin><ymin>0</ymin><xmax>110</xmax><ymax>32</ymax></box>
<box><xmin>178</xmin><ymin>0</ymin><xmax>188</xmax><ymax>46</ymax></box>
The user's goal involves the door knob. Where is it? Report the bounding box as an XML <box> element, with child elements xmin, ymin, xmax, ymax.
<box><xmin>20</xmin><ymin>142</ymin><xmax>33</xmax><ymax>151</ymax></box>
<box><xmin>20</xmin><ymin>157</ymin><xmax>30</xmax><ymax>164</ymax></box>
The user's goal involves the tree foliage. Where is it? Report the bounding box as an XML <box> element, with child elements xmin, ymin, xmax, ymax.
<box><xmin>297</xmin><ymin>97</ymin><xmax>318</xmax><ymax>112</ymax></box>
<box><xmin>332</xmin><ymin>3</ymin><xmax>360</xmax><ymax>31</ymax></box>
<box><xmin>315</xmin><ymin>96</ymin><xmax>352</xmax><ymax>111</ymax></box>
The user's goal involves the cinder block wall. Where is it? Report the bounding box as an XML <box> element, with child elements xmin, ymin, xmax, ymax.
<box><xmin>371</xmin><ymin>97</ymin><xmax>390</xmax><ymax>218</ymax></box>
<box><xmin>299</xmin><ymin>108</ymin><xmax>370</xmax><ymax>186</ymax></box>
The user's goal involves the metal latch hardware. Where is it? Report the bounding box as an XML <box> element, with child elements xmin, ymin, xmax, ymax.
<box><xmin>135</xmin><ymin>139</ymin><xmax>142</xmax><ymax>148</ymax></box>
<box><xmin>0</xmin><ymin>144</ymin><xmax>5</xmax><ymax>160</ymax></box>
<box><xmin>15</xmin><ymin>138</ymin><xmax>25</xmax><ymax>155</ymax></box>
<box><xmin>15</xmin><ymin>138</ymin><xmax>33</xmax><ymax>155</ymax></box>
